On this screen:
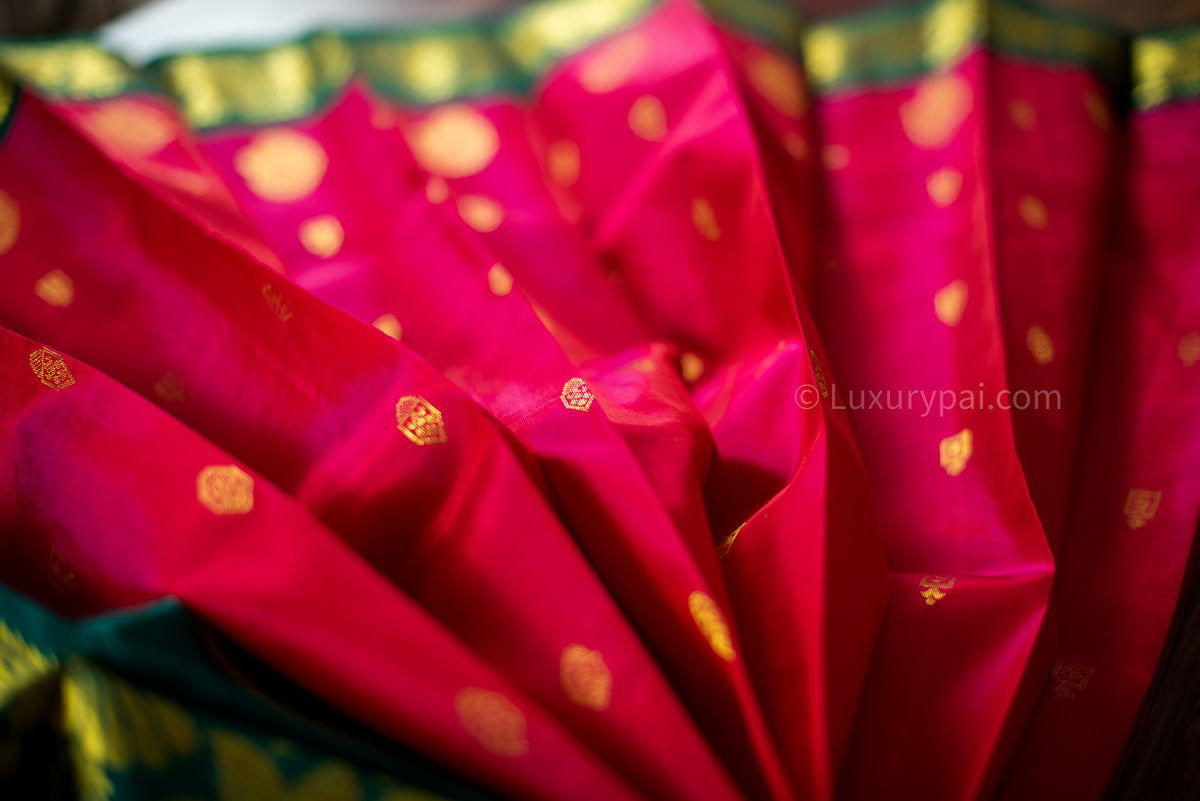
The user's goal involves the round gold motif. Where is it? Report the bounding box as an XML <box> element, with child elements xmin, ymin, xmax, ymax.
<box><xmin>939</xmin><ymin>428</ymin><xmax>973</xmax><ymax>477</ymax></box>
<box><xmin>374</xmin><ymin>313</ymin><xmax>402</xmax><ymax>341</ymax></box>
<box><xmin>1027</xmin><ymin>325</ymin><xmax>1054</xmax><ymax>365</ymax></box>
<box><xmin>680</xmin><ymin>352</ymin><xmax>705</xmax><ymax>382</ymax></box>
<box><xmin>1085</xmin><ymin>90</ymin><xmax>1111</xmax><ymax>131</ymax></box>
<box><xmin>406</xmin><ymin>104</ymin><xmax>499</xmax><ymax>178</ymax></box>
<box><xmin>426</xmin><ymin>176</ymin><xmax>450</xmax><ymax>204</ymax></box>
<box><xmin>454</xmin><ymin>688</ymin><xmax>528</xmax><ymax>757</ymax></box>
<box><xmin>1018</xmin><ymin>195</ymin><xmax>1048</xmax><ymax>230</ymax></box>
<box><xmin>82</xmin><ymin>99</ymin><xmax>175</xmax><ymax>158</ymax></box>
<box><xmin>560</xmin><ymin>645</ymin><xmax>612</xmax><ymax>711</ymax></box>
<box><xmin>1007</xmin><ymin>98</ymin><xmax>1037</xmax><ymax>131</ymax></box>
<box><xmin>934</xmin><ymin>279</ymin><xmax>968</xmax><ymax>327</ymax></box>
<box><xmin>457</xmin><ymin>195</ymin><xmax>504</xmax><ymax>233</ymax></box>
<box><xmin>196</xmin><ymin>465</ymin><xmax>254</xmax><ymax>515</ymax></box>
<box><xmin>783</xmin><ymin>132</ymin><xmax>809</xmax><ymax>161</ymax></box>
<box><xmin>547</xmin><ymin>140</ymin><xmax>580</xmax><ymax>187</ymax></box>
<box><xmin>688</xmin><ymin>591</ymin><xmax>735</xmax><ymax>662</ymax></box>
<box><xmin>34</xmin><ymin>270</ymin><xmax>74</xmax><ymax>307</ymax></box>
<box><xmin>822</xmin><ymin>144</ymin><xmax>850</xmax><ymax>170</ymax></box>
<box><xmin>488</xmin><ymin>264</ymin><xmax>514</xmax><ymax>297</ymax></box>
<box><xmin>234</xmin><ymin>129</ymin><xmax>328</xmax><ymax>203</ymax></box>
<box><xmin>298</xmin><ymin>215</ymin><xmax>344</xmax><ymax>258</ymax></box>
<box><xmin>1180</xmin><ymin>332</ymin><xmax>1200</xmax><ymax>367</ymax></box>
<box><xmin>900</xmin><ymin>73</ymin><xmax>973</xmax><ymax>149</ymax></box>
<box><xmin>691</xmin><ymin>199</ymin><xmax>720</xmax><ymax>242</ymax></box>
<box><xmin>746</xmin><ymin>49</ymin><xmax>805</xmax><ymax>118</ymax></box>
<box><xmin>0</xmin><ymin>190</ymin><xmax>19</xmax><ymax>254</ymax></box>
<box><xmin>579</xmin><ymin>32</ymin><xmax>649</xmax><ymax>93</ymax></box>
<box><xmin>926</xmin><ymin>167</ymin><xmax>963</xmax><ymax>207</ymax></box>
<box><xmin>628</xmin><ymin>95</ymin><xmax>667</xmax><ymax>142</ymax></box>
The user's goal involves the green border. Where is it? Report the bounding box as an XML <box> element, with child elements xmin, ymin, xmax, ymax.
<box><xmin>0</xmin><ymin>80</ymin><xmax>18</xmax><ymax>143</ymax></box>
<box><xmin>799</xmin><ymin>0</ymin><xmax>1128</xmax><ymax>93</ymax></box>
<box><xmin>148</xmin><ymin>30</ymin><xmax>356</xmax><ymax>129</ymax></box>
<box><xmin>703</xmin><ymin>0</ymin><xmax>802</xmax><ymax>49</ymax></box>
<box><xmin>802</xmin><ymin>0</ymin><xmax>985</xmax><ymax>90</ymax></box>
<box><xmin>0</xmin><ymin>0</ymin><xmax>1195</xmax><ymax>134</ymax></box>
<box><xmin>0</xmin><ymin>0</ymin><xmax>657</xmax><ymax>130</ymax></box>
<box><xmin>0</xmin><ymin>584</ymin><xmax>496</xmax><ymax>800</ymax></box>
<box><xmin>1132</xmin><ymin>24</ymin><xmax>1200</xmax><ymax>108</ymax></box>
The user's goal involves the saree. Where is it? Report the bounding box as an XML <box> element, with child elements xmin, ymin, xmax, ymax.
<box><xmin>0</xmin><ymin>0</ymin><xmax>1197</xmax><ymax>799</ymax></box>
<box><xmin>0</xmin><ymin>583</ymin><xmax>498</xmax><ymax>800</ymax></box>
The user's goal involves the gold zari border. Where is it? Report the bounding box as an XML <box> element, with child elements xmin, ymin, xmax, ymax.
<box><xmin>1133</xmin><ymin>26</ymin><xmax>1200</xmax><ymax>109</ymax></box>
<box><xmin>0</xmin><ymin>39</ymin><xmax>132</xmax><ymax>98</ymax></box>
<box><xmin>160</xmin><ymin>34</ymin><xmax>353</xmax><ymax>128</ymax></box>
<box><xmin>0</xmin><ymin>0</ymin><xmax>1195</xmax><ymax>132</ymax></box>
<box><xmin>0</xmin><ymin>0</ymin><xmax>656</xmax><ymax>129</ymax></box>
<box><xmin>801</xmin><ymin>0</ymin><xmax>1127</xmax><ymax>94</ymax></box>
<box><xmin>803</xmin><ymin>0</ymin><xmax>982</xmax><ymax>87</ymax></box>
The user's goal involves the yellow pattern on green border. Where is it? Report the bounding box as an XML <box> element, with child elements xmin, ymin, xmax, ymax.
<box><xmin>354</xmin><ymin>31</ymin><xmax>506</xmax><ymax>105</ymax></box>
<box><xmin>0</xmin><ymin>39</ymin><xmax>131</xmax><ymax>98</ymax></box>
<box><xmin>62</xmin><ymin>660</ymin><xmax>199</xmax><ymax>801</ymax></box>
<box><xmin>0</xmin><ymin>618</ymin><xmax>56</xmax><ymax>705</ymax></box>
<box><xmin>501</xmin><ymin>0</ymin><xmax>653</xmax><ymax>72</ymax></box>
<box><xmin>1133</xmin><ymin>25</ymin><xmax>1200</xmax><ymax>109</ymax></box>
<box><xmin>990</xmin><ymin>1</ymin><xmax>1122</xmax><ymax>69</ymax></box>
<box><xmin>0</xmin><ymin>0</ymin><xmax>1196</xmax><ymax>129</ymax></box>
<box><xmin>804</xmin><ymin>0</ymin><xmax>981</xmax><ymax>88</ymax></box>
<box><xmin>0</xmin><ymin>0</ymin><xmax>657</xmax><ymax>128</ymax></box>
<box><xmin>801</xmin><ymin>0</ymin><xmax>1126</xmax><ymax>93</ymax></box>
<box><xmin>159</xmin><ymin>33</ymin><xmax>353</xmax><ymax>128</ymax></box>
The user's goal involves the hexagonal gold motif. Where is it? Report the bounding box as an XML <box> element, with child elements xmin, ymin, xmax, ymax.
<box><xmin>28</xmin><ymin>347</ymin><xmax>75</xmax><ymax>391</ymax></box>
<box><xmin>396</xmin><ymin>396</ymin><xmax>448</xmax><ymax>445</ymax></box>
<box><xmin>197</xmin><ymin>465</ymin><xmax>254</xmax><ymax>515</ymax></box>
<box><xmin>560</xmin><ymin>377</ymin><xmax>594</xmax><ymax>412</ymax></box>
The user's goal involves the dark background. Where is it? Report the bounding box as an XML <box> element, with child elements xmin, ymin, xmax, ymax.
<box><xmin>0</xmin><ymin>0</ymin><xmax>1197</xmax><ymax>799</ymax></box>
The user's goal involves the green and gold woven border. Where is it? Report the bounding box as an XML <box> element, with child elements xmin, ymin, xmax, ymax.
<box><xmin>703</xmin><ymin>0</ymin><xmax>802</xmax><ymax>48</ymax></box>
<box><xmin>0</xmin><ymin>0</ymin><xmax>1194</xmax><ymax>134</ymax></box>
<box><xmin>0</xmin><ymin>35</ymin><xmax>139</xmax><ymax>98</ymax></box>
<box><xmin>156</xmin><ymin>33</ymin><xmax>354</xmax><ymax>128</ymax></box>
<box><xmin>1133</xmin><ymin>24</ymin><xmax>1200</xmax><ymax>108</ymax></box>
<box><xmin>800</xmin><ymin>0</ymin><xmax>1126</xmax><ymax>93</ymax></box>
<box><xmin>803</xmin><ymin>0</ymin><xmax>984</xmax><ymax>89</ymax></box>
<box><xmin>0</xmin><ymin>77</ymin><xmax>17</xmax><ymax>141</ymax></box>
<box><xmin>0</xmin><ymin>0</ymin><xmax>656</xmax><ymax>130</ymax></box>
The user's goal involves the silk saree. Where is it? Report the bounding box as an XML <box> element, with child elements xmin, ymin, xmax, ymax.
<box><xmin>0</xmin><ymin>0</ymin><xmax>1197</xmax><ymax>799</ymax></box>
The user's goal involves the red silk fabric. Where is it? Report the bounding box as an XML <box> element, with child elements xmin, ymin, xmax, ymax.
<box><xmin>0</xmin><ymin>1</ymin><xmax>1197</xmax><ymax>800</ymax></box>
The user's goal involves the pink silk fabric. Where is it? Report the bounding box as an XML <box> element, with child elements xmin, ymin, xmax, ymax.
<box><xmin>0</xmin><ymin>92</ymin><xmax>741</xmax><ymax>801</ymax></box>
<box><xmin>0</xmin><ymin>324</ymin><xmax>642</xmax><ymax>801</ymax></box>
<box><xmin>0</xmin><ymin>1</ymin><xmax>1197</xmax><ymax>800</ymax></box>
